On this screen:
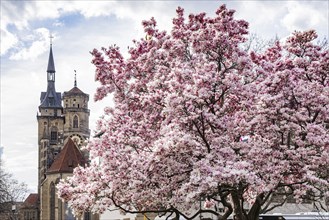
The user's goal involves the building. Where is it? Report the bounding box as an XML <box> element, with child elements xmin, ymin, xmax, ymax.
<box><xmin>23</xmin><ymin>42</ymin><xmax>99</xmax><ymax>220</ymax></box>
<box><xmin>37</xmin><ymin>43</ymin><xmax>90</xmax><ymax>187</ymax></box>
<box><xmin>20</xmin><ymin>194</ymin><xmax>39</xmax><ymax>220</ymax></box>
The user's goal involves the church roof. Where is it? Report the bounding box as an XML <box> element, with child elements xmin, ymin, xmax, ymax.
<box><xmin>63</xmin><ymin>86</ymin><xmax>89</xmax><ymax>100</ymax></box>
<box><xmin>39</xmin><ymin>91</ymin><xmax>62</xmax><ymax>108</ymax></box>
<box><xmin>47</xmin><ymin>138</ymin><xmax>86</xmax><ymax>174</ymax></box>
<box><xmin>68</xmin><ymin>86</ymin><xmax>85</xmax><ymax>94</ymax></box>
<box><xmin>47</xmin><ymin>45</ymin><xmax>55</xmax><ymax>73</ymax></box>
<box><xmin>39</xmin><ymin>44</ymin><xmax>62</xmax><ymax>109</ymax></box>
<box><xmin>22</xmin><ymin>193</ymin><xmax>39</xmax><ymax>209</ymax></box>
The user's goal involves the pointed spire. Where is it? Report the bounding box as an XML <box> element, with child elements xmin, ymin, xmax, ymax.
<box><xmin>47</xmin><ymin>44</ymin><xmax>56</xmax><ymax>73</ymax></box>
<box><xmin>74</xmin><ymin>70</ymin><xmax>77</xmax><ymax>87</ymax></box>
<box><xmin>39</xmin><ymin>35</ymin><xmax>62</xmax><ymax>109</ymax></box>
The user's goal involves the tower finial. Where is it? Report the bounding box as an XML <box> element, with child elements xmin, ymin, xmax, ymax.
<box><xmin>74</xmin><ymin>70</ymin><xmax>77</xmax><ymax>87</ymax></box>
<box><xmin>49</xmin><ymin>33</ymin><xmax>54</xmax><ymax>45</ymax></box>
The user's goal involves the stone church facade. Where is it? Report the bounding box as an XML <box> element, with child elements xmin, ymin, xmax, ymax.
<box><xmin>31</xmin><ymin>43</ymin><xmax>99</xmax><ymax>220</ymax></box>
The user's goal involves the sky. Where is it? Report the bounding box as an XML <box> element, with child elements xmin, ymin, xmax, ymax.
<box><xmin>1</xmin><ymin>0</ymin><xmax>328</xmax><ymax>195</ymax></box>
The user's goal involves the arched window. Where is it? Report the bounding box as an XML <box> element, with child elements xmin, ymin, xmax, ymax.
<box><xmin>50</xmin><ymin>127</ymin><xmax>58</xmax><ymax>142</ymax></box>
<box><xmin>64</xmin><ymin>203</ymin><xmax>75</xmax><ymax>220</ymax></box>
<box><xmin>50</xmin><ymin>182</ymin><xmax>55</xmax><ymax>220</ymax></box>
<box><xmin>73</xmin><ymin>115</ymin><xmax>79</xmax><ymax>128</ymax></box>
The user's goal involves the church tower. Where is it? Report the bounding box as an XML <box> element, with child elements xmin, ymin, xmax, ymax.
<box><xmin>37</xmin><ymin>43</ymin><xmax>65</xmax><ymax>187</ymax></box>
<box><xmin>62</xmin><ymin>74</ymin><xmax>90</xmax><ymax>148</ymax></box>
<box><xmin>36</xmin><ymin>42</ymin><xmax>98</xmax><ymax>220</ymax></box>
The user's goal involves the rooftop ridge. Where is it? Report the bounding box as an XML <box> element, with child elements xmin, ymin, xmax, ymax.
<box><xmin>47</xmin><ymin>138</ymin><xmax>86</xmax><ymax>174</ymax></box>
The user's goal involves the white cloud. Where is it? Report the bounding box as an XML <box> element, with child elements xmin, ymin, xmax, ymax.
<box><xmin>281</xmin><ymin>1</ymin><xmax>328</xmax><ymax>33</ymax></box>
<box><xmin>70</xmin><ymin>1</ymin><xmax>116</xmax><ymax>18</ymax></box>
<box><xmin>1</xmin><ymin>2</ymin><xmax>29</xmax><ymax>30</ymax></box>
<box><xmin>0</xmin><ymin>28</ymin><xmax>18</xmax><ymax>55</ymax></box>
<box><xmin>236</xmin><ymin>1</ymin><xmax>283</xmax><ymax>25</ymax></box>
<box><xmin>232</xmin><ymin>1</ymin><xmax>290</xmax><ymax>39</ymax></box>
<box><xmin>53</xmin><ymin>20</ymin><xmax>64</xmax><ymax>27</ymax></box>
<box><xmin>1</xmin><ymin>63</ymin><xmax>43</xmax><ymax>191</ymax></box>
<box><xmin>9</xmin><ymin>28</ymin><xmax>50</xmax><ymax>60</ymax></box>
<box><xmin>1</xmin><ymin>1</ymin><xmax>175</xmax><ymax>58</ymax></box>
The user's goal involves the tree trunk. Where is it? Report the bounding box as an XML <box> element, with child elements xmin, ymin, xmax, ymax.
<box><xmin>231</xmin><ymin>191</ymin><xmax>247</xmax><ymax>220</ymax></box>
<box><xmin>247</xmin><ymin>193</ymin><xmax>264</xmax><ymax>220</ymax></box>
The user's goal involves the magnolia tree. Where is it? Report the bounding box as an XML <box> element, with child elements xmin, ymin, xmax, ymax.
<box><xmin>58</xmin><ymin>5</ymin><xmax>329</xmax><ymax>220</ymax></box>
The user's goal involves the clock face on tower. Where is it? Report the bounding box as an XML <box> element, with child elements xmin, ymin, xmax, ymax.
<box><xmin>70</xmin><ymin>134</ymin><xmax>83</xmax><ymax>146</ymax></box>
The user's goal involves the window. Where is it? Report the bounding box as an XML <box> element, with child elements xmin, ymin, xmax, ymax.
<box><xmin>50</xmin><ymin>131</ymin><xmax>57</xmax><ymax>141</ymax></box>
<box><xmin>50</xmin><ymin>127</ymin><xmax>58</xmax><ymax>142</ymax></box>
<box><xmin>73</xmin><ymin>115</ymin><xmax>79</xmax><ymax>128</ymax></box>
<box><xmin>64</xmin><ymin>203</ymin><xmax>75</xmax><ymax>220</ymax></box>
<box><xmin>48</xmin><ymin>72</ymin><xmax>55</xmax><ymax>81</ymax></box>
<box><xmin>50</xmin><ymin>182</ymin><xmax>55</xmax><ymax>220</ymax></box>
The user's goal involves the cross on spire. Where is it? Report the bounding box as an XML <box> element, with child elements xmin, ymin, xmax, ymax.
<box><xmin>49</xmin><ymin>33</ymin><xmax>54</xmax><ymax>45</ymax></box>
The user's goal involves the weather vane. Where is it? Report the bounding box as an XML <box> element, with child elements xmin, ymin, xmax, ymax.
<box><xmin>74</xmin><ymin>70</ymin><xmax>77</xmax><ymax>87</ymax></box>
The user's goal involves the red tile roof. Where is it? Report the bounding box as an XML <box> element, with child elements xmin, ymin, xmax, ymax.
<box><xmin>22</xmin><ymin>193</ymin><xmax>39</xmax><ymax>208</ymax></box>
<box><xmin>67</xmin><ymin>86</ymin><xmax>85</xmax><ymax>94</ymax></box>
<box><xmin>47</xmin><ymin>138</ymin><xmax>86</xmax><ymax>174</ymax></box>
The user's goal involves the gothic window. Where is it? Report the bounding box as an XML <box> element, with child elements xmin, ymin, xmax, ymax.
<box><xmin>50</xmin><ymin>127</ymin><xmax>58</xmax><ymax>142</ymax></box>
<box><xmin>50</xmin><ymin>132</ymin><xmax>57</xmax><ymax>141</ymax></box>
<box><xmin>64</xmin><ymin>202</ymin><xmax>75</xmax><ymax>220</ymax></box>
<box><xmin>50</xmin><ymin>182</ymin><xmax>55</xmax><ymax>220</ymax></box>
<box><xmin>73</xmin><ymin>115</ymin><xmax>79</xmax><ymax>128</ymax></box>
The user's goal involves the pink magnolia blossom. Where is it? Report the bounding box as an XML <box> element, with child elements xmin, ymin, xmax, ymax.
<box><xmin>57</xmin><ymin>5</ymin><xmax>329</xmax><ymax>220</ymax></box>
